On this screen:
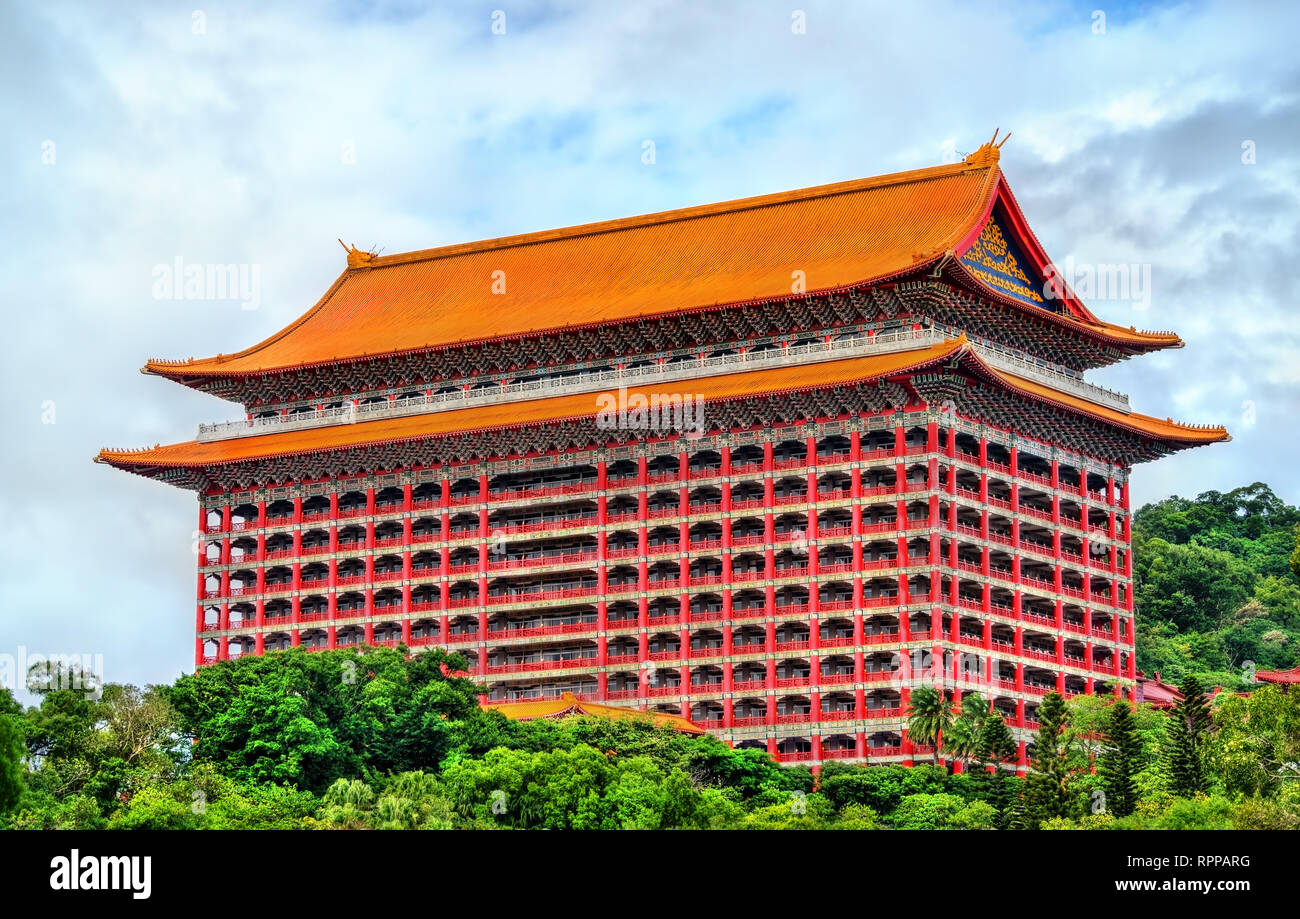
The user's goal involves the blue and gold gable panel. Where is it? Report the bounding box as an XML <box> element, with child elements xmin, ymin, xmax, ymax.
<box><xmin>959</xmin><ymin>210</ymin><xmax>1057</xmax><ymax>311</ymax></box>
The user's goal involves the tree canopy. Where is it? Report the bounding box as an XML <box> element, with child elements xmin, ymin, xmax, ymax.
<box><xmin>1133</xmin><ymin>483</ymin><xmax>1300</xmax><ymax>685</ymax></box>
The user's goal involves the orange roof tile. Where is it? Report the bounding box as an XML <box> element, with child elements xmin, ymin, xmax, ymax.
<box><xmin>1085</xmin><ymin>320</ymin><xmax>1181</xmax><ymax>347</ymax></box>
<box><xmin>484</xmin><ymin>692</ymin><xmax>705</xmax><ymax>734</ymax></box>
<box><xmin>145</xmin><ymin>144</ymin><xmax>1186</xmax><ymax>383</ymax></box>
<box><xmin>99</xmin><ymin>337</ymin><xmax>1226</xmax><ymax>473</ymax></box>
<box><xmin>992</xmin><ymin>369</ymin><xmax>1228</xmax><ymax>444</ymax></box>
<box><xmin>107</xmin><ymin>339</ymin><xmax>963</xmax><ymax>467</ymax></box>
<box><xmin>145</xmin><ymin>144</ymin><xmax>1184</xmax><ymax>382</ymax></box>
<box><xmin>146</xmin><ymin>148</ymin><xmax>1012</xmax><ymax>380</ymax></box>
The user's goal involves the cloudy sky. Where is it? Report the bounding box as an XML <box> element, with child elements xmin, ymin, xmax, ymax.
<box><xmin>1</xmin><ymin>0</ymin><xmax>1296</xmax><ymax>697</ymax></box>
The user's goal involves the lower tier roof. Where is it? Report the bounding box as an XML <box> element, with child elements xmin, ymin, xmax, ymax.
<box><xmin>97</xmin><ymin>336</ymin><xmax>1227</xmax><ymax>482</ymax></box>
<box><xmin>484</xmin><ymin>692</ymin><xmax>705</xmax><ymax>734</ymax></box>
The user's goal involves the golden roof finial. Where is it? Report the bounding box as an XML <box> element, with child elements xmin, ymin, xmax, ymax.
<box><xmin>339</xmin><ymin>238</ymin><xmax>380</xmax><ymax>269</ymax></box>
<box><xmin>964</xmin><ymin>128</ymin><xmax>1011</xmax><ymax>168</ymax></box>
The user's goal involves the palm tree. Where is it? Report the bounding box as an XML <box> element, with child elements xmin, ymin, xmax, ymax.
<box><xmin>943</xmin><ymin>717</ymin><xmax>980</xmax><ymax>769</ymax></box>
<box><xmin>943</xmin><ymin>692</ymin><xmax>988</xmax><ymax>771</ymax></box>
<box><xmin>907</xmin><ymin>685</ymin><xmax>952</xmax><ymax>766</ymax></box>
<box><xmin>946</xmin><ymin>691</ymin><xmax>982</xmax><ymax>774</ymax></box>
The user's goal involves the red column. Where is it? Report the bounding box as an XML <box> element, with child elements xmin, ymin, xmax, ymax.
<box><xmin>438</xmin><ymin>498</ymin><xmax>451</xmax><ymax>644</ymax></box>
<box><xmin>893</xmin><ymin>425</ymin><xmax>907</xmax><ymax>538</ymax></box>
<box><xmin>1010</xmin><ymin>518</ymin><xmax>1022</xmax><ymax>585</ymax></box>
<box><xmin>476</xmin><ymin>474</ymin><xmax>490</xmax><ymax>646</ymax></box>
<box><xmin>764</xmin><ymin>617</ymin><xmax>778</xmax><ymax>732</ymax></box>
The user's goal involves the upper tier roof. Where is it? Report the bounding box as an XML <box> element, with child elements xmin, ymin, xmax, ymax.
<box><xmin>143</xmin><ymin>141</ymin><xmax>1179</xmax><ymax>383</ymax></box>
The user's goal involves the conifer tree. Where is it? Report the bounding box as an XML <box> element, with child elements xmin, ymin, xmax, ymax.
<box><xmin>977</xmin><ymin>710</ymin><xmax>1018</xmax><ymax>765</ymax></box>
<box><xmin>1006</xmin><ymin>786</ymin><xmax>1030</xmax><ymax>830</ymax></box>
<box><xmin>975</xmin><ymin>711</ymin><xmax>1018</xmax><ymax>827</ymax></box>
<box><xmin>1098</xmin><ymin>700</ymin><xmax>1140</xmax><ymax>817</ymax></box>
<box><xmin>1024</xmin><ymin>692</ymin><xmax>1073</xmax><ymax>827</ymax></box>
<box><xmin>1164</xmin><ymin>675</ymin><xmax>1212</xmax><ymax>796</ymax></box>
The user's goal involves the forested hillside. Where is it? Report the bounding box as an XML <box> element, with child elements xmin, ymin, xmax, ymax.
<box><xmin>4</xmin><ymin>650</ymin><xmax>1298</xmax><ymax>830</ymax></box>
<box><xmin>1132</xmin><ymin>482</ymin><xmax>1300</xmax><ymax>687</ymax></box>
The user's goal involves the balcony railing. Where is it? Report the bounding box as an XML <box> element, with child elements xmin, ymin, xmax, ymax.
<box><xmin>196</xmin><ymin>326</ymin><xmax>1131</xmax><ymax>442</ymax></box>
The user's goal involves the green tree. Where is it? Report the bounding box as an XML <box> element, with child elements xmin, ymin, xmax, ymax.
<box><xmin>1131</xmin><ymin>484</ymin><xmax>1300</xmax><ymax>688</ymax></box>
<box><xmin>951</xmin><ymin>799</ymin><xmax>999</xmax><ymax>829</ymax></box>
<box><xmin>107</xmin><ymin>764</ymin><xmax>318</xmax><ymax>830</ymax></box>
<box><xmin>312</xmin><ymin>772</ymin><xmax>462</xmax><ymax>830</ymax></box>
<box><xmin>1024</xmin><ymin>692</ymin><xmax>1074</xmax><ymax>827</ymax></box>
<box><xmin>739</xmin><ymin>792</ymin><xmax>836</xmax><ymax>829</ymax></box>
<box><xmin>1098</xmin><ymin>701</ymin><xmax>1141</xmax><ymax>817</ymax></box>
<box><xmin>972</xmin><ymin>711</ymin><xmax>1018</xmax><ymax>827</ymax></box>
<box><xmin>657</xmin><ymin>767</ymin><xmax>702</xmax><ymax>828</ymax></box>
<box><xmin>1231</xmin><ymin>795</ymin><xmax>1300</xmax><ymax>830</ymax></box>
<box><xmin>906</xmin><ymin>686</ymin><xmax>952</xmax><ymax>766</ymax></box>
<box><xmin>316</xmin><ymin>778</ymin><xmax>378</xmax><ymax>829</ymax></box>
<box><xmin>1164</xmin><ymin>675</ymin><xmax>1212</xmax><ymax>796</ymax></box>
<box><xmin>976</xmin><ymin>711</ymin><xmax>1017</xmax><ymax>765</ymax></box>
<box><xmin>820</xmin><ymin>763</ymin><xmax>916</xmax><ymax>813</ymax></box>
<box><xmin>943</xmin><ymin>692</ymin><xmax>988</xmax><ymax>771</ymax></box>
<box><xmin>834</xmin><ymin>803</ymin><xmax>882</xmax><ymax>829</ymax></box>
<box><xmin>886</xmin><ymin>792</ymin><xmax>995</xmax><ymax>829</ymax></box>
<box><xmin>1211</xmin><ymin>684</ymin><xmax>1300</xmax><ymax>796</ymax></box>
<box><xmin>1133</xmin><ymin>538</ymin><xmax>1256</xmax><ymax>634</ymax></box>
<box><xmin>0</xmin><ymin>688</ymin><xmax>25</xmax><ymax>814</ymax></box>
<box><xmin>166</xmin><ymin>647</ymin><xmax>483</xmax><ymax>792</ymax></box>
<box><xmin>686</xmin><ymin>743</ymin><xmax>810</xmax><ymax>801</ymax></box>
<box><xmin>1253</xmin><ymin>576</ymin><xmax>1300</xmax><ymax>629</ymax></box>
<box><xmin>23</xmin><ymin>669</ymin><xmax>98</xmax><ymax>764</ymax></box>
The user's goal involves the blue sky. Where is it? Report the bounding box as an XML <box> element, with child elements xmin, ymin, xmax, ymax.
<box><xmin>1</xmin><ymin>0</ymin><xmax>1297</xmax><ymax>697</ymax></box>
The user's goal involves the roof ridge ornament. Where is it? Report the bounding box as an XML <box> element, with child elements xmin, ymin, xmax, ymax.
<box><xmin>963</xmin><ymin>128</ymin><xmax>1011</xmax><ymax>169</ymax></box>
<box><xmin>339</xmin><ymin>238</ymin><xmax>381</xmax><ymax>269</ymax></box>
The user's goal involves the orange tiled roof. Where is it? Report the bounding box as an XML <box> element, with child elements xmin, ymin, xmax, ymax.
<box><xmin>106</xmin><ymin>339</ymin><xmax>964</xmax><ymax>467</ymax></box>
<box><xmin>484</xmin><ymin>692</ymin><xmax>705</xmax><ymax>734</ymax></box>
<box><xmin>1084</xmin><ymin>321</ymin><xmax>1180</xmax><ymax>346</ymax></box>
<box><xmin>142</xmin><ymin>143</ymin><xmax>1178</xmax><ymax>381</ymax></box>
<box><xmin>992</xmin><ymin>369</ymin><xmax>1227</xmax><ymax>444</ymax></box>
<box><xmin>98</xmin><ymin>337</ymin><xmax>1227</xmax><ymax>472</ymax></box>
